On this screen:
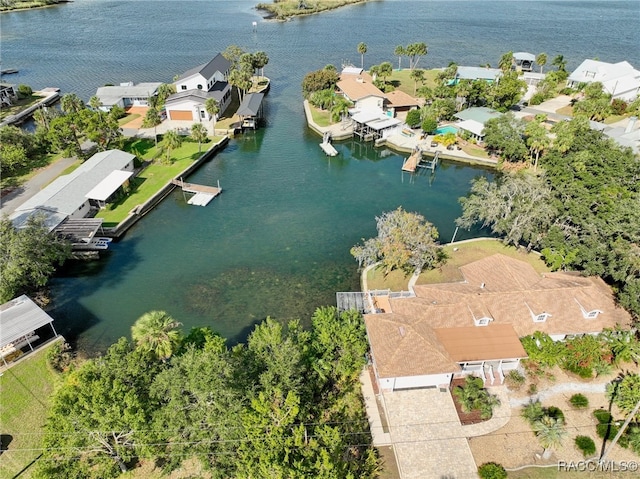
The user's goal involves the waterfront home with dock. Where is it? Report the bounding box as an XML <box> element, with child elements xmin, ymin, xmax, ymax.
<box><xmin>165</xmin><ymin>53</ymin><xmax>232</xmax><ymax>122</ymax></box>
<box><xmin>10</xmin><ymin>150</ymin><xmax>136</xmax><ymax>250</ymax></box>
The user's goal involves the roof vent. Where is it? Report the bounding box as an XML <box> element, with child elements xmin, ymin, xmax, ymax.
<box><xmin>356</xmin><ymin>77</ymin><xmax>364</xmax><ymax>83</ymax></box>
<box><xmin>398</xmin><ymin>326</ymin><xmax>406</xmax><ymax>337</ymax></box>
<box><xmin>480</xmin><ymin>283</ymin><xmax>485</xmax><ymax>289</ymax></box>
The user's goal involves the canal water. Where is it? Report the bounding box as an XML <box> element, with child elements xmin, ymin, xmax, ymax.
<box><xmin>2</xmin><ymin>1</ymin><xmax>638</xmax><ymax>353</ymax></box>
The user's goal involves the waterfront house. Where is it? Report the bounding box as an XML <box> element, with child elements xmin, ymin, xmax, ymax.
<box><xmin>336</xmin><ymin>72</ymin><xmax>386</xmax><ymax>111</ymax></box>
<box><xmin>165</xmin><ymin>53</ymin><xmax>232</xmax><ymax>121</ymax></box>
<box><xmin>364</xmin><ymin>254</ymin><xmax>631</xmax><ymax>392</ymax></box>
<box><xmin>10</xmin><ymin>150</ymin><xmax>135</xmax><ymax>232</ymax></box>
<box><xmin>94</xmin><ymin>82</ymin><xmax>162</xmax><ymax>111</ymax></box>
<box><xmin>567</xmin><ymin>59</ymin><xmax>640</xmax><ymax>102</ymax></box>
<box><xmin>453</xmin><ymin>106</ymin><xmax>502</xmax><ymax>142</ymax></box>
<box><xmin>0</xmin><ymin>82</ymin><xmax>17</xmax><ymax>106</ymax></box>
<box><xmin>1</xmin><ymin>295</ymin><xmax>59</xmax><ymax>366</ymax></box>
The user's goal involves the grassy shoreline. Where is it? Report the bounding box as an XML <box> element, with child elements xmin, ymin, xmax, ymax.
<box><xmin>0</xmin><ymin>0</ymin><xmax>68</xmax><ymax>13</ymax></box>
<box><xmin>256</xmin><ymin>0</ymin><xmax>371</xmax><ymax>20</ymax></box>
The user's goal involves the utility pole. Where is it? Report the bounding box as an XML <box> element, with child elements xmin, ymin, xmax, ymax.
<box><xmin>598</xmin><ymin>397</ymin><xmax>640</xmax><ymax>464</ymax></box>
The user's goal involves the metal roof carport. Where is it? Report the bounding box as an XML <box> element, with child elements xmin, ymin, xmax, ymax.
<box><xmin>0</xmin><ymin>295</ymin><xmax>58</xmax><ymax>366</ymax></box>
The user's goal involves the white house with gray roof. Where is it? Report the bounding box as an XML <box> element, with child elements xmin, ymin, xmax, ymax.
<box><xmin>567</xmin><ymin>59</ymin><xmax>640</xmax><ymax>101</ymax></box>
<box><xmin>166</xmin><ymin>53</ymin><xmax>232</xmax><ymax>122</ymax></box>
<box><xmin>95</xmin><ymin>82</ymin><xmax>162</xmax><ymax>111</ymax></box>
<box><xmin>10</xmin><ymin>150</ymin><xmax>135</xmax><ymax>232</ymax></box>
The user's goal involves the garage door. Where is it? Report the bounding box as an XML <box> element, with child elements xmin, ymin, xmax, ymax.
<box><xmin>169</xmin><ymin>110</ymin><xmax>193</xmax><ymax>120</ymax></box>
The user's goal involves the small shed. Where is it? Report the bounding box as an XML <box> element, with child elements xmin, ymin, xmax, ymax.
<box><xmin>0</xmin><ymin>295</ymin><xmax>58</xmax><ymax>365</ymax></box>
<box><xmin>237</xmin><ymin>92</ymin><xmax>264</xmax><ymax>129</ymax></box>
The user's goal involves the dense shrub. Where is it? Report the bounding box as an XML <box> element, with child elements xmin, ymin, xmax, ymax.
<box><xmin>610</xmin><ymin>98</ymin><xmax>627</xmax><ymax>115</ymax></box>
<box><xmin>569</xmin><ymin>393</ymin><xmax>589</xmax><ymax>409</ymax></box>
<box><xmin>546</xmin><ymin>406</ymin><xmax>565</xmax><ymax>423</ymax></box>
<box><xmin>593</xmin><ymin>409</ymin><xmax>612</xmax><ymax>424</ymax></box>
<box><xmin>528</xmin><ymin>93</ymin><xmax>545</xmax><ymax>106</ymax></box>
<box><xmin>522</xmin><ymin>399</ymin><xmax>545</xmax><ymax>423</ymax></box>
<box><xmin>505</xmin><ymin>369</ymin><xmax>525</xmax><ymax>390</ymax></box>
<box><xmin>405</xmin><ymin>109</ymin><xmax>422</xmax><ymax>128</ymax></box>
<box><xmin>575</xmin><ymin>435</ymin><xmax>596</xmax><ymax>457</ymax></box>
<box><xmin>46</xmin><ymin>341</ymin><xmax>75</xmax><ymax>373</ymax></box>
<box><xmin>478</xmin><ymin>462</ymin><xmax>507</xmax><ymax>479</ymax></box>
<box><xmin>421</xmin><ymin>117</ymin><xmax>438</xmax><ymax>134</ymax></box>
<box><xmin>17</xmin><ymin>84</ymin><xmax>33</xmax><ymax>97</ymax></box>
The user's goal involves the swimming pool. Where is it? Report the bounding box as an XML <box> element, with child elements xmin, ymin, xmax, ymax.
<box><xmin>435</xmin><ymin>125</ymin><xmax>458</xmax><ymax>135</ymax></box>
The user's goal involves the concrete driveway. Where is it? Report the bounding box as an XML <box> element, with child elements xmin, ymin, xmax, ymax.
<box><xmin>361</xmin><ymin>369</ymin><xmax>512</xmax><ymax>479</ymax></box>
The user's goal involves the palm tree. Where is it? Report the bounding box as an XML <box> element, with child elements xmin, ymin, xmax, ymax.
<box><xmin>525</xmin><ymin>120</ymin><xmax>550</xmax><ymax>171</ymax></box>
<box><xmin>394</xmin><ymin>45</ymin><xmax>405</xmax><ymax>70</ymax></box>
<box><xmin>378</xmin><ymin>62</ymin><xmax>393</xmax><ymax>86</ymax></box>
<box><xmin>60</xmin><ymin>93</ymin><xmax>85</xmax><ymax>114</ymax></box>
<box><xmin>162</xmin><ymin>129</ymin><xmax>183</xmax><ymax>164</ymax></box>
<box><xmin>191</xmin><ymin>122</ymin><xmax>208</xmax><ymax>153</ymax></box>
<box><xmin>155</xmin><ymin>83</ymin><xmax>176</xmax><ymax>108</ymax></box>
<box><xmin>131</xmin><ymin>310</ymin><xmax>182</xmax><ymax>360</ymax></box>
<box><xmin>253</xmin><ymin>51</ymin><xmax>269</xmax><ymax>78</ymax></box>
<box><xmin>89</xmin><ymin>96</ymin><xmax>102</xmax><ymax>111</ymax></box>
<box><xmin>532</xmin><ymin>415</ymin><xmax>567</xmax><ymax>459</ymax></box>
<box><xmin>330</xmin><ymin>97</ymin><xmax>351</xmax><ymax>123</ymax></box>
<box><xmin>536</xmin><ymin>53</ymin><xmax>548</xmax><ymax>73</ymax></box>
<box><xmin>141</xmin><ymin>107</ymin><xmax>162</xmax><ymax>146</ymax></box>
<box><xmin>499</xmin><ymin>51</ymin><xmax>514</xmax><ymax>72</ymax></box>
<box><xmin>552</xmin><ymin>54</ymin><xmax>567</xmax><ymax>72</ymax></box>
<box><xmin>205</xmin><ymin>98</ymin><xmax>219</xmax><ymax>136</ymax></box>
<box><xmin>357</xmin><ymin>42</ymin><xmax>368</xmax><ymax>69</ymax></box>
<box><xmin>410</xmin><ymin>69</ymin><xmax>425</xmax><ymax>96</ymax></box>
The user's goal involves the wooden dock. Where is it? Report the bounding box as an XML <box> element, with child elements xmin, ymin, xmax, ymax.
<box><xmin>402</xmin><ymin>149</ymin><xmax>421</xmax><ymax>172</ymax></box>
<box><xmin>172</xmin><ymin>178</ymin><xmax>222</xmax><ymax>206</ymax></box>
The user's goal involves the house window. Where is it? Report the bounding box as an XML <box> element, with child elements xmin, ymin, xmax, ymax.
<box><xmin>197</xmin><ymin>84</ymin><xmax>203</xmax><ymax>90</ymax></box>
<box><xmin>181</xmin><ymin>85</ymin><xmax>187</xmax><ymax>90</ymax></box>
<box><xmin>200</xmin><ymin>110</ymin><xmax>206</xmax><ymax>119</ymax></box>
<box><xmin>584</xmin><ymin>310</ymin><xmax>602</xmax><ymax>319</ymax></box>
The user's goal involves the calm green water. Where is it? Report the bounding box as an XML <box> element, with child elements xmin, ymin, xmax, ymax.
<box><xmin>3</xmin><ymin>0</ymin><xmax>637</xmax><ymax>353</ymax></box>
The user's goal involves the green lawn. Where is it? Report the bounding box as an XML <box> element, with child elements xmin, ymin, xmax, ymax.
<box><xmin>0</xmin><ymin>94</ymin><xmax>42</xmax><ymax>121</ymax></box>
<box><xmin>309</xmin><ymin>104</ymin><xmax>332</xmax><ymax>127</ymax></box>
<box><xmin>387</xmin><ymin>68</ymin><xmax>440</xmax><ymax>96</ymax></box>
<box><xmin>366</xmin><ymin>239</ymin><xmax>550</xmax><ymax>290</ymax></box>
<box><xmin>460</xmin><ymin>142</ymin><xmax>491</xmax><ymax>159</ymax></box>
<box><xmin>118</xmin><ymin>113</ymin><xmax>141</xmax><ymax>126</ymax></box>
<box><xmin>96</xmin><ymin>137</ymin><xmax>219</xmax><ymax>226</ymax></box>
<box><xmin>0</xmin><ymin>341</ymin><xmax>61</xmax><ymax>479</ymax></box>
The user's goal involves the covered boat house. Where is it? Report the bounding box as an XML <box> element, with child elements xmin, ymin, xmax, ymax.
<box><xmin>0</xmin><ymin>295</ymin><xmax>58</xmax><ymax>366</ymax></box>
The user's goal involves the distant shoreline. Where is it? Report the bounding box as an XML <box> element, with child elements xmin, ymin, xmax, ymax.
<box><xmin>0</xmin><ymin>0</ymin><xmax>70</xmax><ymax>14</ymax></box>
<box><xmin>256</xmin><ymin>0</ymin><xmax>372</xmax><ymax>21</ymax></box>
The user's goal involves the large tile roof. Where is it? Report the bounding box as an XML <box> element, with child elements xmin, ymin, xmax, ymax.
<box><xmin>365</xmin><ymin>253</ymin><xmax>632</xmax><ymax>379</ymax></box>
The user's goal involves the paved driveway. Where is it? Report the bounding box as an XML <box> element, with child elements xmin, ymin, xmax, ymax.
<box><xmin>361</xmin><ymin>369</ymin><xmax>512</xmax><ymax>479</ymax></box>
<box><xmin>382</xmin><ymin>388</ymin><xmax>479</xmax><ymax>479</ymax></box>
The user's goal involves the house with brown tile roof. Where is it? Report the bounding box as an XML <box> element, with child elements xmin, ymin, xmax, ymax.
<box><xmin>364</xmin><ymin>254</ymin><xmax>632</xmax><ymax>392</ymax></box>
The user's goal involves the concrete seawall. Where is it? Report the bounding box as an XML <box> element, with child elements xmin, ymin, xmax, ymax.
<box><xmin>104</xmin><ymin>136</ymin><xmax>229</xmax><ymax>238</ymax></box>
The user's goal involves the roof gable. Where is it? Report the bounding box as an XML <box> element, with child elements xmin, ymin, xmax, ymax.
<box><xmin>177</xmin><ymin>53</ymin><xmax>231</xmax><ymax>82</ymax></box>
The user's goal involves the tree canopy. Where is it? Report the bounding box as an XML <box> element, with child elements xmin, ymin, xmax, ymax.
<box><xmin>0</xmin><ymin>215</ymin><xmax>71</xmax><ymax>302</ymax></box>
<box><xmin>37</xmin><ymin>307</ymin><xmax>378</xmax><ymax>478</ymax></box>
<box><xmin>351</xmin><ymin>207</ymin><xmax>445</xmax><ymax>275</ymax></box>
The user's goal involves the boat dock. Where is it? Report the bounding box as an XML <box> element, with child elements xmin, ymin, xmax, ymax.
<box><xmin>171</xmin><ymin>178</ymin><xmax>222</xmax><ymax>206</ymax></box>
<box><xmin>0</xmin><ymin>87</ymin><xmax>60</xmax><ymax>127</ymax></box>
<box><xmin>401</xmin><ymin>148</ymin><xmax>421</xmax><ymax>172</ymax></box>
<box><xmin>319</xmin><ymin>132</ymin><xmax>338</xmax><ymax>156</ymax></box>
<box><xmin>402</xmin><ymin>148</ymin><xmax>440</xmax><ymax>173</ymax></box>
